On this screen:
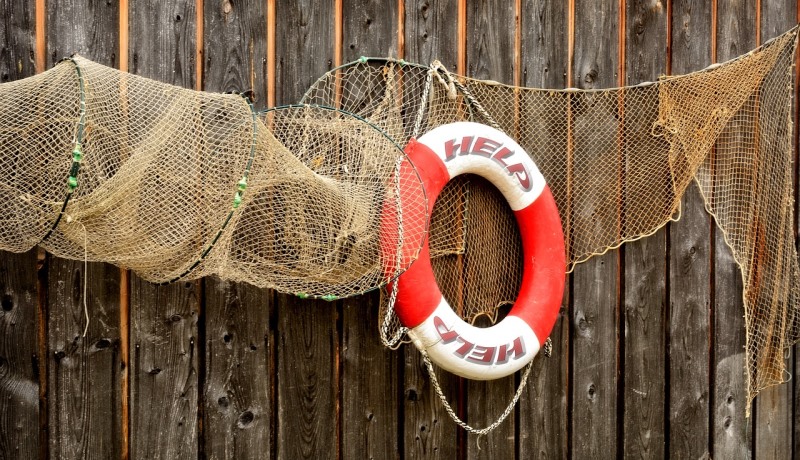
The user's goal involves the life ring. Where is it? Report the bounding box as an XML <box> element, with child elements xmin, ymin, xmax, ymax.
<box><xmin>392</xmin><ymin>122</ymin><xmax>565</xmax><ymax>380</ymax></box>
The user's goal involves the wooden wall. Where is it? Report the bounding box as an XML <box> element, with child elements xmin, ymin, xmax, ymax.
<box><xmin>0</xmin><ymin>0</ymin><xmax>797</xmax><ymax>458</ymax></box>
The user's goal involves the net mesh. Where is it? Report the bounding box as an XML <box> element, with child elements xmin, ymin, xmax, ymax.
<box><xmin>0</xmin><ymin>55</ymin><xmax>428</xmax><ymax>299</ymax></box>
<box><xmin>302</xmin><ymin>28</ymin><xmax>800</xmax><ymax>406</ymax></box>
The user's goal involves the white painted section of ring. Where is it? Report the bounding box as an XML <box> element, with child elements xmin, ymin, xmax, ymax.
<box><xmin>416</xmin><ymin>121</ymin><xmax>546</xmax><ymax>210</ymax></box>
<box><xmin>407</xmin><ymin>298</ymin><xmax>541</xmax><ymax>380</ymax></box>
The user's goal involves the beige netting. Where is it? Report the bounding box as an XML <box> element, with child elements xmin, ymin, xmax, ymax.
<box><xmin>302</xmin><ymin>29</ymin><xmax>800</xmax><ymax>406</ymax></box>
<box><xmin>0</xmin><ymin>55</ymin><xmax>428</xmax><ymax>299</ymax></box>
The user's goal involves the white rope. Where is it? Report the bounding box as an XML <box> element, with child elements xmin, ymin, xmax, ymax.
<box><xmin>423</xmin><ymin>349</ymin><xmax>534</xmax><ymax>436</ymax></box>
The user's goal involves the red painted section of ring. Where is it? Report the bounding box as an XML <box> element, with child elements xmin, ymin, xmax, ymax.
<box><xmin>392</xmin><ymin>139</ymin><xmax>449</xmax><ymax>327</ymax></box>
<box><xmin>510</xmin><ymin>186</ymin><xmax>565</xmax><ymax>341</ymax></box>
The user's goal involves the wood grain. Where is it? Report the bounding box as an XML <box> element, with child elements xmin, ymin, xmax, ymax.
<box><xmin>667</xmin><ymin>2</ymin><xmax>713</xmax><ymax>459</ymax></box>
<box><xmin>570</xmin><ymin>0</ymin><xmax>621</xmax><ymax>457</ymax></box>
<box><xmin>274</xmin><ymin>2</ymin><xmax>338</xmax><ymax>459</ymax></box>
<box><xmin>201</xmin><ymin>3</ymin><xmax>271</xmax><ymax>459</ymax></box>
<box><xmin>754</xmin><ymin>2</ymin><xmax>795</xmax><ymax>459</ymax></box>
<box><xmin>712</xmin><ymin>2</ymin><xmax>755</xmax><ymax>458</ymax></box>
<box><xmin>0</xmin><ymin>4</ymin><xmax>39</xmax><ymax>460</ymax></box>
<box><xmin>402</xmin><ymin>1</ymin><xmax>461</xmax><ymax>458</ymax></box>
<box><xmin>517</xmin><ymin>2</ymin><xmax>570</xmax><ymax>458</ymax></box>
<box><xmin>342</xmin><ymin>295</ymin><xmax>401</xmax><ymax>460</ymax></box>
<box><xmin>336</xmin><ymin>2</ymin><xmax>403</xmax><ymax>459</ymax></box>
<box><xmin>203</xmin><ymin>278</ymin><xmax>272</xmax><ymax>459</ymax></box>
<box><xmin>128</xmin><ymin>2</ymin><xmax>200</xmax><ymax>458</ymax></box>
<box><xmin>0</xmin><ymin>250</ymin><xmax>39</xmax><ymax>460</ymax></box>
<box><xmin>621</xmin><ymin>1</ymin><xmax>668</xmax><ymax>458</ymax></box>
<box><xmin>463</xmin><ymin>1</ymin><xmax>517</xmax><ymax>458</ymax></box>
<box><xmin>45</xmin><ymin>2</ymin><xmax>123</xmax><ymax>458</ymax></box>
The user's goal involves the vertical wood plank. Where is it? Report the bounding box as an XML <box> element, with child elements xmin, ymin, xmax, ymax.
<box><xmin>622</xmin><ymin>1</ymin><xmax>667</xmax><ymax>458</ymax></box>
<box><xmin>668</xmin><ymin>3</ymin><xmax>713</xmax><ymax>459</ymax></box>
<box><xmin>403</xmin><ymin>2</ymin><xmax>461</xmax><ymax>458</ymax></box>
<box><xmin>201</xmin><ymin>2</ymin><xmax>271</xmax><ymax>459</ymax></box>
<box><xmin>342</xmin><ymin>295</ymin><xmax>401</xmax><ymax>460</ymax></box>
<box><xmin>128</xmin><ymin>1</ymin><xmax>200</xmax><ymax>458</ymax></box>
<box><xmin>754</xmin><ymin>2</ymin><xmax>796</xmax><ymax>458</ymax></box>
<box><xmin>45</xmin><ymin>2</ymin><xmax>124</xmax><ymax>458</ymax></box>
<box><xmin>518</xmin><ymin>2</ymin><xmax>570</xmax><ymax>458</ymax></box>
<box><xmin>0</xmin><ymin>250</ymin><xmax>39</xmax><ymax>460</ymax></box>
<box><xmin>339</xmin><ymin>2</ymin><xmax>402</xmax><ymax>459</ymax></box>
<box><xmin>204</xmin><ymin>279</ymin><xmax>272</xmax><ymax>459</ymax></box>
<box><xmin>0</xmin><ymin>3</ymin><xmax>39</xmax><ymax>459</ymax></box>
<box><xmin>463</xmin><ymin>1</ymin><xmax>517</xmax><ymax>458</ymax></box>
<box><xmin>570</xmin><ymin>0</ymin><xmax>621</xmax><ymax>457</ymax></box>
<box><xmin>713</xmin><ymin>2</ymin><xmax>755</xmax><ymax>458</ymax></box>
<box><xmin>274</xmin><ymin>2</ymin><xmax>338</xmax><ymax>459</ymax></box>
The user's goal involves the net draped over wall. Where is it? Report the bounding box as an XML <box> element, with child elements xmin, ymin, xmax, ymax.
<box><xmin>0</xmin><ymin>27</ymin><xmax>798</xmax><ymax>408</ymax></box>
<box><xmin>302</xmin><ymin>27</ymin><xmax>800</xmax><ymax>407</ymax></box>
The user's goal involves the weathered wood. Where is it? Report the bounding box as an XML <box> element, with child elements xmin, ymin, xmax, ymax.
<box><xmin>517</xmin><ymin>1</ymin><xmax>570</xmax><ymax>458</ymax></box>
<box><xmin>402</xmin><ymin>2</ymin><xmax>461</xmax><ymax>457</ymax></box>
<box><xmin>570</xmin><ymin>0</ymin><xmax>621</xmax><ymax>457</ymax></box>
<box><xmin>201</xmin><ymin>3</ymin><xmax>271</xmax><ymax>459</ymax></box>
<box><xmin>754</xmin><ymin>3</ymin><xmax>795</xmax><ymax>460</ymax></box>
<box><xmin>463</xmin><ymin>1</ymin><xmax>517</xmax><ymax>458</ymax></box>
<box><xmin>404</xmin><ymin>0</ymin><xmax>459</xmax><ymax>71</ymax></box>
<box><xmin>47</xmin><ymin>262</ymin><xmax>122</xmax><ymax>460</ymax></box>
<box><xmin>0</xmin><ymin>4</ymin><xmax>39</xmax><ymax>460</ymax></box>
<box><xmin>203</xmin><ymin>0</ymin><xmax>268</xmax><ymax>99</ymax></box>
<box><xmin>712</xmin><ymin>2</ymin><xmax>755</xmax><ymax>458</ymax></box>
<box><xmin>45</xmin><ymin>2</ymin><xmax>123</xmax><ymax>458</ymax></box>
<box><xmin>667</xmin><ymin>3</ymin><xmax>713</xmax><ymax>459</ymax></box>
<box><xmin>0</xmin><ymin>0</ymin><xmax>36</xmax><ymax>80</ymax></box>
<box><xmin>622</xmin><ymin>2</ymin><xmax>667</xmax><ymax>459</ymax></box>
<box><xmin>342</xmin><ymin>295</ymin><xmax>401</xmax><ymax>460</ymax></box>
<box><xmin>46</xmin><ymin>0</ymin><xmax>118</xmax><ymax>66</ymax></box>
<box><xmin>276</xmin><ymin>0</ymin><xmax>336</xmax><ymax>106</ymax></box>
<box><xmin>203</xmin><ymin>278</ymin><xmax>272</xmax><ymax>459</ymax></box>
<box><xmin>128</xmin><ymin>2</ymin><xmax>200</xmax><ymax>458</ymax></box>
<box><xmin>337</xmin><ymin>3</ymin><xmax>403</xmax><ymax>459</ymax></box>
<box><xmin>274</xmin><ymin>2</ymin><xmax>338</xmax><ymax>459</ymax></box>
<box><xmin>0</xmin><ymin>251</ymin><xmax>39</xmax><ymax>460</ymax></box>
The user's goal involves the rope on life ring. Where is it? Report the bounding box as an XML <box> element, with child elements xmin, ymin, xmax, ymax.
<box><xmin>390</xmin><ymin>121</ymin><xmax>565</xmax><ymax>380</ymax></box>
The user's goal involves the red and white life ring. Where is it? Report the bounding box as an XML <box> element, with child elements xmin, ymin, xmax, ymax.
<box><xmin>393</xmin><ymin>122</ymin><xmax>565</xmax><ymax>380</ymax></box>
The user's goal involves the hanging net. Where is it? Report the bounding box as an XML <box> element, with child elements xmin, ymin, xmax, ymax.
<box><xmin>0</xmin><ymin>55</ymin><xmax>428</xmax><ymax>299</ymax></box>
<box><xmin>302</xmin><ymin>28</ymin><xmax>800</xmax><ymax>407</ymax></box>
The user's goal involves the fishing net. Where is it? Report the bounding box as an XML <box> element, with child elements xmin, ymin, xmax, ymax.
<box><xmin>302</xmin><ymin>28</ymin><xmax>800</xmax><ymax>407</ymax></box>
<box><xmin>0</xmin><ymin>55</ymin><xmax>428</xmax><ymax>299</ymax></box>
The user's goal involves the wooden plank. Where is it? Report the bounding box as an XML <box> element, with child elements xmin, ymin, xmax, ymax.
<box><xmin>342</xmin><ymin>295</ymin><xmax>401</xmax><ymax>460</ymax></box>
<box><xmin>712</xmin><ymin>2</ymin><xmax>755</xmax><ymax>458</ymax></box>
<box><xmin>276</xmin><ymin>0</ymin><xmax>336</xmax><ymax>106</ymax></box>
<box><xmin>338</xmin><ymin>2</ymin><xmax>402</xmax><ymax>459</ymax></box>
<box><xmin>0</xmin><ymin>4</ymin><xmax>39</xmax><ymax>459</ymax></box>
<box><xmin>0</xmin><ymin>250</ymin><xmax>40</xmax><ymax>460</ymax></box>
<box><xmin>203</xmin><ymin>278</ymin><xmax>272</xmax><ymax>459</ymax></box>
<box><xmin>463</xmin><ymin>1</ymin><xmax>517</xmax><ymax>458</ymax></box>
<box><xmin>202</xmin><ymin>0</ymin><xmax>268</xmax><ymax>97</ymax></box>
<box><xmin>45</xmin><ymin>2</ymin><xmax>123</xmax><ymax>458</ymax></box>
<box><xmin>127</xmin><ymin>1</ymin><xmax>200</xmax><ymax>458</ymax></box>
<box><xmin>201</xmin><ymin>2</ymin><xmax>271</xmax><ymax>459</ymax></box>
<box><xmin>621</xmin><ymin>1</ymin><xmax>667</xmax><ymax>459</ymax></box>
<box><xmin>47</xmin><ymin>262</ymin><xmax>122</xmax><ymax>459</ymax></box>
<box><xmin>402</xmin><ymin>2</ymin><xmax>461</xmax><ymax>458</ymax></box>
<box><xmin>667</xmin><ymin>2</ymin><xmax>713</xmax><ymax>459</ymax></box>
<box><xmin>405</xmin><ymin>0</ymin><xmax>459</xmax><ymax>70</ymax></box>
<box><xmin>274</xmin><ymin>2</ymin><xmax>338</xmax><ymax>459</ymax></box>
<box><xmin>517</xmin><ymin>2</ymin><xmax>570</xmax><ymax>458</ymax></box>
<box><xmin>570</xmin><ymin>0</ymin><xmax>621</xmax><ymax>457</ymax></box>
<box><xmin>753</xmin><ymin>2</ymin><xmax>795</xmax><ymax>459</ymax></box>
